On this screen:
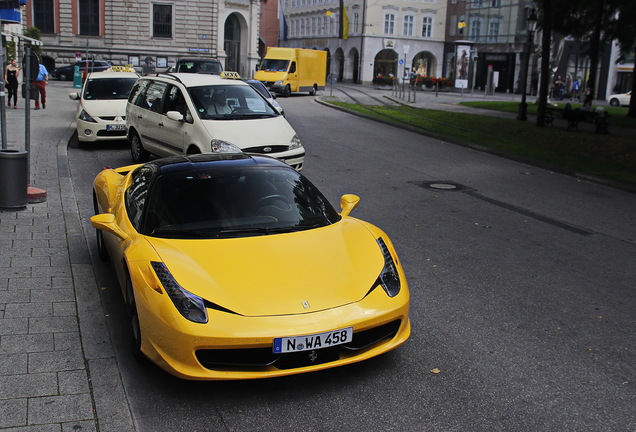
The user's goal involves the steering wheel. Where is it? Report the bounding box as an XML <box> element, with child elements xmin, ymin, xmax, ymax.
<box><xmin>231</xmin><ymin>106</ymin><xmax>250</xmax><ymax>114</ymax></box>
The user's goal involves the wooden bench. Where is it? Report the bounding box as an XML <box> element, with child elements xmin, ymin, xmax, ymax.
<box><xmin>546</xmin><ymin>107</ymin><xmax>610</xmax><ymax>134</ymax></box>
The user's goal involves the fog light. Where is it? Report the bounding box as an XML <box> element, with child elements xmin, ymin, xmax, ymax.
<box><xmin>84</xmin><ymin>130</ymin><xmax>93</xmax><ymax>136</ymax></box>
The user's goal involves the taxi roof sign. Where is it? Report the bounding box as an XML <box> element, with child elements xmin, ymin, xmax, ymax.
<box><xmin>220</xmin><ymin>71</ymin><xmax>241</xmax><ymax>80</ymax></box>
<box><xmin>108</xmin><ymin>65</ymin><xmax>136</xmax><ymax>73</ymax></box>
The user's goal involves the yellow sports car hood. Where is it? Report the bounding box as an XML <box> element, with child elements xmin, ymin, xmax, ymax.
<box><xmin>146</xmin><ymin>219</ymin><xmax>385</xmax><ymax>317</ymax></box>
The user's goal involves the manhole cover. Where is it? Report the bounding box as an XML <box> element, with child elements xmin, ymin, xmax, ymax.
<box><xmin>429</xmin><ymin>183</ymin><xmax>458</xmax><ymax>190</ymax></box>
<box><xmin>410</xmin><ymin>181</ymin><xmax>470</xmax><ymax>192</ymax></box>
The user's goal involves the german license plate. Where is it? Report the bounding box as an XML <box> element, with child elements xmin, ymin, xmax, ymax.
<box><xmin>106</xmin><ymin>124</ymin><xmax>126</xmax><ymax>131</ymax></box>
<box><xmin>273</xmin><ymin>327</ymin><xmax>353</xmax><ymax>353</ymax></box>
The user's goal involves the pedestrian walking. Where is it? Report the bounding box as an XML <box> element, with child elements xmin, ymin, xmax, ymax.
<box><xmin>33</xmin><ymin>63</ymin><xmax>49</xmax><ymax>110</ymax></box>
<box><xmin>4</xmin><ymin>59</ymin><xmax>20</xmax><ymax>109</ymax></box>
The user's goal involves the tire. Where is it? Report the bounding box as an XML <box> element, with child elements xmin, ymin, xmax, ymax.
<box><xmin>282</xmin><ymin>84</ymin><xmax>291</xmax><ymax>97</ymax></box>
<box><xmin>129</xmin><ymin>131</ymin><xmax>151</xmax><ymax>163</ymax></box>
<box><xmin>609</xmin><ymin>98</ymin><xmax>619</xmax><ymax>107</ymax></box>
<box><xmin>59</xmin><ymin>72</ymin><xmax>69</xmax><ymax>81</ymax></box>
<box><xmin>93</xmin><ymin>192</ymin><xmax>109</xmax><ymax>262</ymax></box>
<box><xmin>309</xmin><ymin>85</ymin><xmax>316</xmax><ymax>96</ymax></box>
<box><xmin>125</xmin><ymin>275</ymin><xmax>144</xmax><ymax>361</ymax></box>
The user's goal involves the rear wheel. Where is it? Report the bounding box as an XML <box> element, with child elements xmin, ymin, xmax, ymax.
<box><xmin>609</xmin><ymin>98</ymin><xmax>620</xmax><ymax>107</ymax></box>
<box><xmin>130</xmin><ymin>131</ymin><xmax>151</xmax><ymax>163</ymax></box>
<box><xmin>92</xmin><ymin>192</ymin><xmax>109</xmax><ymax>262</ymax></box>
<box><xmin>309</xmin><ymin>85</ymin><xmax>316</xmax><ymax>96</ymax></box>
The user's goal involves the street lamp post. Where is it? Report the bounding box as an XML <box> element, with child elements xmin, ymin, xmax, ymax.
<box><xmin>516</xmin><ymin>8</ymin><xmax>538</xmax><ymax>121</ymax></box>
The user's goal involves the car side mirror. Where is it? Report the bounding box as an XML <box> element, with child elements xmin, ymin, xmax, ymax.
<box><xmin>68</xmin><ymin>92</ymin><xmax>80</xmax><ymax>100</ymax></box>
<box><xmin>166</xmin><ymin>111</ymin><xmax>184</xmax><ymax>122</ymax></box>
<box><xmin>340</xmin><ymin>194</ymin><xmax>360</xmax><ymax>217</ymax></box>
<box><xmin>90</xmin><ymin>213</ymin><xmax>129</xmax><ymax>241</ymax></box>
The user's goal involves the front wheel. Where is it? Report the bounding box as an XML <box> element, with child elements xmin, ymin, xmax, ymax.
<box><xmin>93</xmin><ymin>192</ymin><xmax>109</xmax><ymax>262</ymax></box>
<box><xmin>130</xmin><ymin>131</ymin><xmax>151</xmax><ymax>163</ymax></box>
<box><xmin>282</xmin><ymin>84</ymin><xmax>291</xmax><ymax>97</ymax></box>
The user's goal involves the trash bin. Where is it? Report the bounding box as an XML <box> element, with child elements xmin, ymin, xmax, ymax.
<box><xmin>0</xmin><ymin>149</ymin><xmax>28</xmax><ymax>210</ymax></box>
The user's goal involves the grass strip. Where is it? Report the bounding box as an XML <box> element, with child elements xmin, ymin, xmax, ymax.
<box><xmin>328</xmin><ymin>101</ymin><xmax>636</xmax><ymax>186</ymax></box>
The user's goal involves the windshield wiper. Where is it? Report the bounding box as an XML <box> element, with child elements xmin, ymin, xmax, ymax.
<box><xmin>218</xmin><ymin>225</ymin><xmax>321</xmax><ymax>237</ymax></box>
<box><xmin>150</xmin><ymin>228</ymin><xmax>211</xmax><ymax>238</ymax></box>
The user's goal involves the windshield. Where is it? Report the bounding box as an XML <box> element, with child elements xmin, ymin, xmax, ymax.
<box><xmin>246</xmin><ymin>81</ymin><xmax>270</xmax><ymax>99</ymax></box>
<box><xmin>259</xmin><ymin>59</ymin><xmax>290</xmax><ymax>72</ymax></box>
<box><xmin>187</xmin><ymin>84</ymin><xmax>278</xmax><ymax>120</ymax></box>
<box><xmin>144</xmin><ymin>166</ymin><xmax>340</xmax><ymax>238</ymax></box>
<box><xmin>83</xmin><ymin>77</ymin><xmax>138</xmax><ymax>100</ymax></box>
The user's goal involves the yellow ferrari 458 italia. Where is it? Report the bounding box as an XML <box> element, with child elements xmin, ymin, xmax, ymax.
<box><xmin>91</xmin><ymin>153</ymin><xmax>410</xmax><ymax>380</ymax></box>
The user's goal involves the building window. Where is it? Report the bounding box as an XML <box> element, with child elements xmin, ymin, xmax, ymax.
<box><xmin>488</xmin><ymin>21</ymin><xmax>499</xmax><ymax>42</ymax></box>
<box><xmin>470</xmin><ymin>19</ymin><xmax>481</xmax><ymax>40</ymax></box>
<box><xmin>384</xmin><ymin>13</ymin><xmax>395</xmax><ymax>35</ymax></box>
<box><xmin>422</xmin><ymin>16</ymin><xmax>432</xmax><ymax>38</ymax></box>
<box><xmin>354</xmin><ymin>12</ymin><xmax>359</xmax><ymax>33</ymax></box>
<box><xmin>153</xmin><ymin>4</ymin><xmax>172</xmax><ymax>38</ymax></box>
<box><xmin>403</xmin><ymin>15</ymin><xmax>414</xmax><ymax>37</ymax></box>
<box><xmin>33</xmin><ymin>0</ymin><xmax>55</xmax><ymax>34</ymax></box>
<box><xmin>79</xmin><ymin>0</ymin><xmax>99</xmax><ymax>36</ymax></box>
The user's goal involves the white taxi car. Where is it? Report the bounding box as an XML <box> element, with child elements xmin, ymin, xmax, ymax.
<box><xmin>125</xmin><ymin>72</ymin><xmax>304</xmax><ymax>170</ymax></box>
<box><xmin>69</xmin><ymin>67</ymin><xmax>140</xmax><ymax>143</ymax></box>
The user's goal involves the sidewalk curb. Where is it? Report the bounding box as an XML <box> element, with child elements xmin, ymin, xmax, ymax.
<box><xmin>57</xmin><ymin>121</ymin><xmax>136</xmax><ymax>432</ymax></box>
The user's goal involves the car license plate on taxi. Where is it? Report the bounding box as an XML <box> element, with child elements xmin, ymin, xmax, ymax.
<box><xmin>106</xmin><ymin>124</ymin><xmax>126</xmax><ymax>131</ymax></box>
<box><xmin>273</xmin><ymin>327</ymin><xmax>353</xmax><ymax>353</ymax></box>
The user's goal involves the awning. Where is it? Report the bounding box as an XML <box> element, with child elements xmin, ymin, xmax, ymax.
<box><xmin>2</xmin><ymin>31</ymin><xmax>43</xmax><ymax>45</ymax></box>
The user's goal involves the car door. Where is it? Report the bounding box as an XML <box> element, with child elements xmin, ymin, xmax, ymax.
<box><xmin>156</xmin><ymin>84</ymin><xmax>189</xmax><ymax>155</ymax></box>
<box><xmin>133</xmin><ymin>80</ymin><xmax>171</xmax><ymax>157</ymax></box>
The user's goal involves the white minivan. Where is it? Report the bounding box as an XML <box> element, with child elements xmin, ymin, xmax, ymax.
<box><xmin>125</xmin><ymin>72</ymin><xmax>304</xmax><ymax>170</ymax></box>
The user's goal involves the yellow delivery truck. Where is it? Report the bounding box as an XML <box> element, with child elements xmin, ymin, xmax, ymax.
<box><xmin>254</xmin><ymin>48</ymin><xmax>327</xmax><ymax>97</ymax></box>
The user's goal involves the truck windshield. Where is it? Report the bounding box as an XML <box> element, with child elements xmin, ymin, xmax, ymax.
<box><xmin>259</xmin><ymin>59</ymin><xmax>290</xmax><ymax>72</ymax></box>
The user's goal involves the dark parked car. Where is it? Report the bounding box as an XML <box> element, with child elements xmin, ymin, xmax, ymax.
<box><xmin>167</xmin><ymin>58</ymin><xmax>223</xmax><ymax>75</ymax></box>
<box><xmin>51</xmin><ymin>60</ymin><xmax>112</xmax><ymax>81</ymax></box>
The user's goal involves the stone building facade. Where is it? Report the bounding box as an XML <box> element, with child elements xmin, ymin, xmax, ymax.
<box><xmin>280</xmin><ymin>0</ymin><xmax>447</xmax><ymax>84</ymax></box>
<box><xmin>25</xmin><ymin>0</ymin><xmax>261</xmax><ymax>77</ymax></box>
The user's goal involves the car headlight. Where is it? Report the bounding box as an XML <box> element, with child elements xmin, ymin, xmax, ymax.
<box><xmin>150</xmin><ymin>262</ymin><xmax>208</xmax><ymax>323</ymax></box>
<box><xmin>289</xmin><ymin>134</ymin><xmax>302</xmax><ymax>150</ymax></box>
<box><xmin>375</xmin><ymin>238</ymin><xmax>401</xmax><ymax>297</ymax></box>
<box><xmin>210</xmin><ymin>139</ymin><xmax>242</xmax><ymax>153</ymax></box>
<box><xmin>79</xmin><ymin>109</ymin><xmax>97</xmax><ymax>123</ymax></box>
<box><xmin>274</xmin><ymin>80</ymin><xmax>283</xmax><ymax>86</ymax></box>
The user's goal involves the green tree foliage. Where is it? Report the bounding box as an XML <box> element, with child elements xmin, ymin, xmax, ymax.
<box><xmin>536</xmin><ymin>0</ymin><xmax>635</xmax><ymax>118</ymax></box>
<box><xmin>24</xmin><ymin>27</ymin><xmax>43</xmax><ymax>58</ymax></box>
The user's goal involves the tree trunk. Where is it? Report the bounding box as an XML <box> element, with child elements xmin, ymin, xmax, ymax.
<box><xmin>629</xmin><ymin>44</ymin><xmax>636</xmax><ymax>118</ymax></box>
<box><xmin>536</xmin><ymin>0</ymin><xmax>552</xmax><ymax>127</ymax></box>
<box><xmin>585</xmin><ymin>0</ymin><xmax>604</xmax><ymax>102</ymax></box>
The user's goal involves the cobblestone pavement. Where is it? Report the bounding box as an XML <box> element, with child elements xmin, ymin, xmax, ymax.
<box><xmin>0</xmin><ymin>81</ymin><xmax>133</xmax><ymax>432</ymax></box>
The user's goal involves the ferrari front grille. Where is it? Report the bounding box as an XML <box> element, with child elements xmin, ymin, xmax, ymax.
<box><xmin>195</xmin><ymin>320</ymin><xmax>402</xmax><ymax>371</ymax></box>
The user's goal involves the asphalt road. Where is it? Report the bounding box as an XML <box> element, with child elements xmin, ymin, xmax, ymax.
<box><xmin>68</xmin><ymin>90</ymin><xmax>636</xmax><ymax>431</ymax></box>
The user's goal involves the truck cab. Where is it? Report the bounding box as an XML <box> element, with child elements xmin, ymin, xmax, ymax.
<box><xmin>254</xmin><ymin>48</ymin><xmax>326</xmax><ymax>97</ymax></box>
